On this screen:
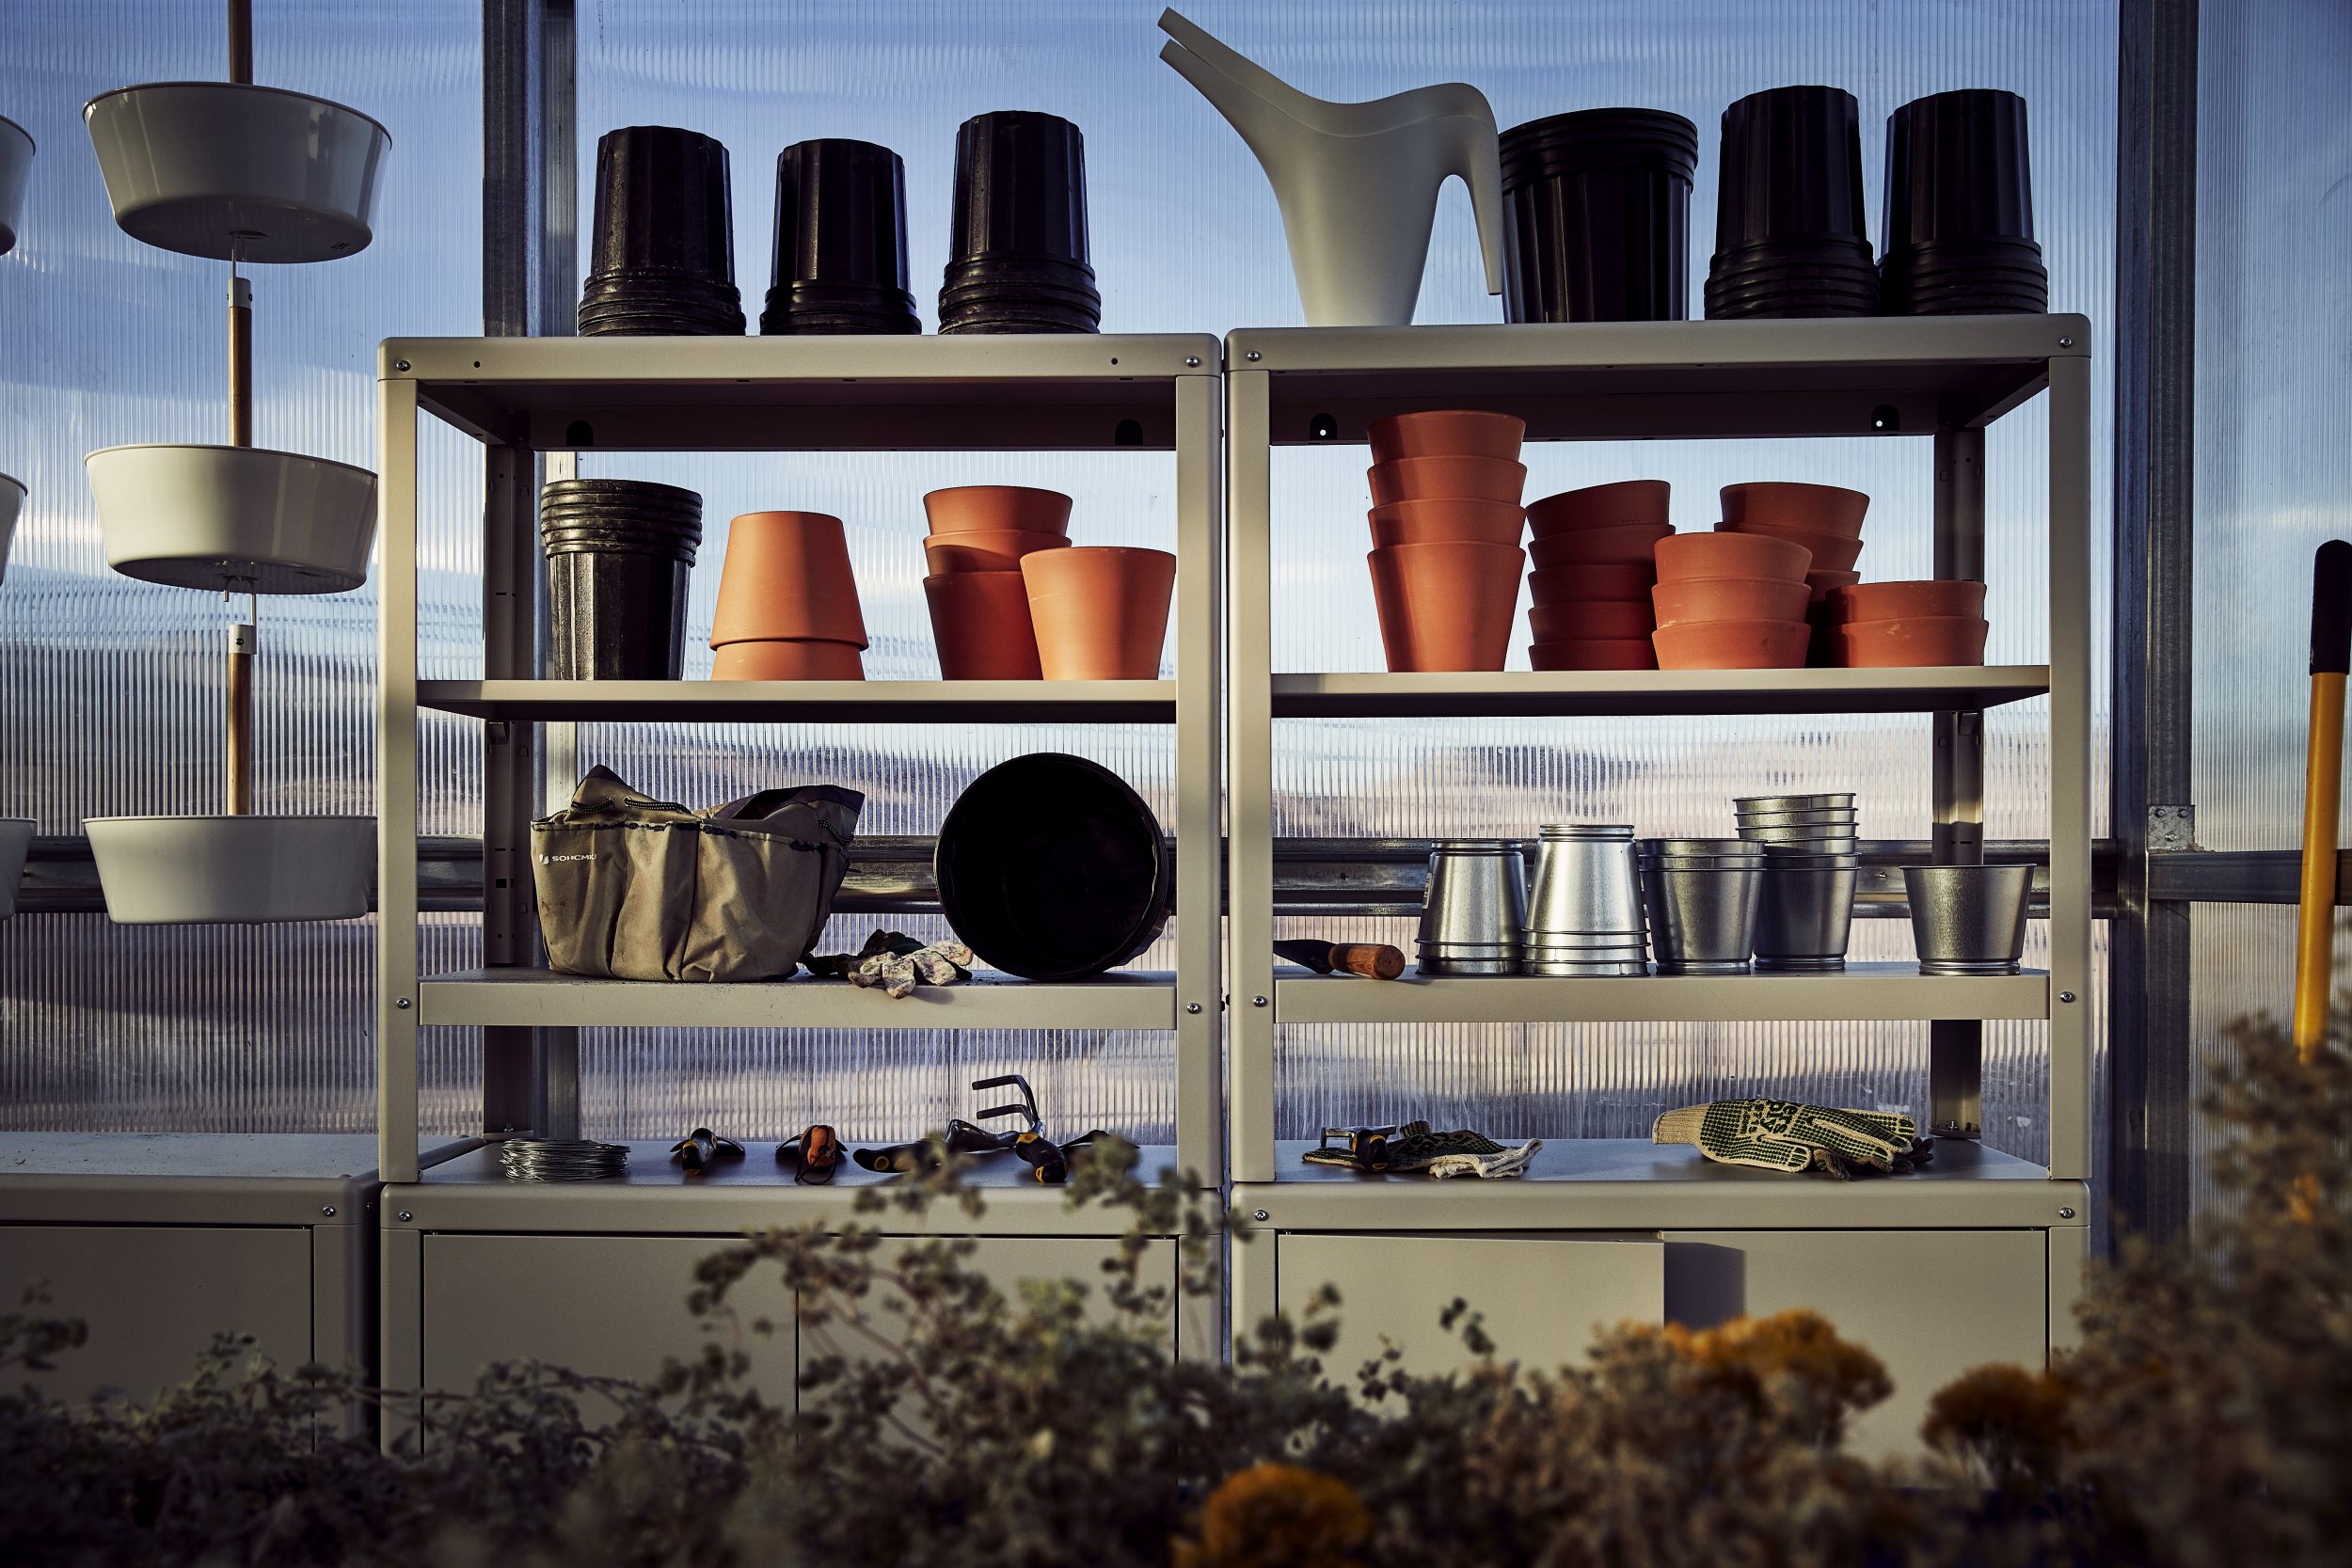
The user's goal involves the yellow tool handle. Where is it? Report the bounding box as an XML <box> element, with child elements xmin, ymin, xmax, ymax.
<box><xmin>2293</xmin><ymin>540</ymin><xmax>2352</xmax><ymax>1061</ymax></box>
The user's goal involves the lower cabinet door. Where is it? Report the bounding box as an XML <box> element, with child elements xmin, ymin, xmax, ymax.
<box><xmin>1664</xmin><ymin>1228</ymin><xmax>2048</xmax><ymax>1460</ymax></box>
<box><xmin>422</xmin><ymin>1233</ymin><xmax>800</xmax><ymax>1408</ymax></box>
<box><xmin>1277</xmin><ymin>1232</ymin><xmax>1663</xmax><ymax>1384</ymax></box>
<box><xmin>0</xmin><ymin>1224</ymin><xmax>312</xmax><ymax>1405</ymax></box>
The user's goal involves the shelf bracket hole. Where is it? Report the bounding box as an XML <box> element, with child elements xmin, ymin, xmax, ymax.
<box><xmin>1870</xmin><ymin>404</ymin><xmax>1900</xmax><ymax>433</ymax></box>
<box><xmin>1114</xmin><ymin>418</ymin><xmax>1143</xmax><ymax>447</ymax></box>
<box><xmin>1307</xmin><ymin>412</ymin><xmax>1339</xmax><ymax>441</ymax></box>
<box><xmin>564</xmin><ymin>419</ymin><xmax>596</xmax><ymax>447</ymax></box>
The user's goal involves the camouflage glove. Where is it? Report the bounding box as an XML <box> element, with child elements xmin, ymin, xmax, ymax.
<box><xmin>1653</xmin><ymin>1098</ymin><xmax>1922</xmax><ymax>1179</ymax></box>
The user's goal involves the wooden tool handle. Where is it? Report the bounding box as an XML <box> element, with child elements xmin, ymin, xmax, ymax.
<box><xmin>1327</xmin><ymin>943</ymin><xmax>1405</xmax><ymax>980</ymax></box>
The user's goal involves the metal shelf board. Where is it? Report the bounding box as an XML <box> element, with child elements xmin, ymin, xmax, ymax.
<box><xmin>383</xmin><ymin>333</ymin><xmax>1221</xmax><ymax>451</ymax></box>
<box><xmin>418</xmin><ymin>678</ymin><xmax>1177</xmax><ymax>724</ymax></box>
<box><xmin>1241</xmin><ymin>1138</ymin><xmax>2082</xmax><ymax>1231</ymax></box>
<box><xmin>0</xmin><ymin>1133</ymin><xmax>479</xmax><ymax>1227</ymax></box>
<box><xmin>1227</xmin><ymin>315</ymin><xmax>2086</xmax><ymax>441</ymax></box>
<box><xmin>1269</xmin><ymin>667</ymin><xmax>2050</xmax><ymax>720</ymax></box>
<box><xmin>1275</xmin><ymin>964</ymin><xmax>2049</xmax><ymax>1025</ymax></box>
<box><xmin>390</xmin><ymin>1139</ymin><xmax>1191</xmax><ymax>1236</ymax></box>
<box><xmin>418</xmin><ymin>968</ymin><xmax>1179</xmax><ymax>1031</ymax></box>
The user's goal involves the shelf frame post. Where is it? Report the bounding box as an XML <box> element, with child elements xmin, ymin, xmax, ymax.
<box><xmin>376</xmin><ymin>372</ymin><xmax>423</xmax><ymax>1186</ymax></box>
<box><xmin>2045</xmin><ymin>349</ymin><xmax>2097</xmax><ymax>1183</ymax></box>
<box><xmin>1930</xmin><ymin>423</ymin><xmax>1988</xmax><ymax>1140</ymax></box>
<box><xmin>1174</xmin><ymin>371</ymin><xmax>1226</xmax><ymax>1186</ymax></box>
<box><xmin>1227</xmin><ymin>368</ymin><xmax>1276</xmax><ymax>1184</ymax></box>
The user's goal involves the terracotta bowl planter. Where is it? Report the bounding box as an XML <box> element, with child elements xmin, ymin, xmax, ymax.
<box><xmin>1366</xmin><ymin>409</ymin><xmax>1526</xmax><ymax>465</ymax></box>
<box><xmin>923</xmin><ymin>529</ymin><xmax>1068</xmax><ymax>574</ymax></box>
<box><xmin>1722</xmin><ymin>520</ymin><xmax>1862</xmax><ymax>573</ymax></box>
<box><xmin>1529</xmin><ymin>562</ymin><xmax>1654</xmax><ymax>603</ymax></box>
<box><xmin>1525</xmin><ymin>479</ymin><xmax>1670</xmax><ymax>538</ymax></box>
<box><xmin>1834</xmin><ymin>614</ymin><xmax>1989</xmax><ymax>667</ymax></box>
<box><xmin>1529</xmin><ymin>522</ymin><xmax>1671</xmax><ymax>569</ymax></box>
<box><xmin>710</xmin><ymin>639</ymin><xmax>865</xmax><ymax>680</ymax></box>
<box><xmin>1653</xmin><ymin>618</ymin><xmax>1811</xmax><ymax>670</ymax></box>
<box><xmin>1826</xmin><ymin>578</ymin><xmax>1986</xmax><ymax>624</ymax></box>
<box><xmin>1367</xmin><ymin>454</ymin><xmax>1526</xmax><ymax>508</ymax></box>
<box><xmin>1721</xmin><ymin>481</ymin><xmax>1869</xmax><ymax>537</ymax></box>
<box><xmin>1805</xmin><ymin>567</ymin><xmax>1862</xmax><ymax>603</ymax></box>
<box><xmin>1368</xmin><ymin>498</ymin><xmax>1525</xmax><ymax>548</ymax></box>
<box><xmin>924</xmin><ymin>571</ymin><xmax>1043</xmax><ymax>679</ymax></box>
<box><xmin>1651</xmin><ymin>575</ymin><xmax>1810</xmax><ymax>627</ymax></box>
<box><xmin>1020</xmin><ymin>546</ymin><xmax>1178</xmax><ymax>679</ymax></box>
<box><xmin>1532</xmin><ymin>638</ymin><xmax>1658</xmax><ymax>672</ymax></box>
<box><xmin>710</xmin><ymin>511</ymin><xmax>866</xmax><ymax>646</ymax></box>
<box><xmin>1531</xmin><ymin>599</ymin><xmax>1654</xmax><ymax>641</ymax></box>
<box><xmin>1655</xmin><ymin>530</ymin><xmax>1811</xmax><ymax>583</ymax></box>
<box><xmin>923</xmin><ymin>483</ymin><xmax>1073</xmax><ymax>537</ymax></box>
<box><xmin>1365</xmin><ymin>541</ymin><xmax>1525</xmax><ymax>672</ymax></box>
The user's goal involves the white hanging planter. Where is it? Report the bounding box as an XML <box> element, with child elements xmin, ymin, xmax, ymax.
<box><xmin>87</xmin><ymin>443</ymin><xmax>375</xmax><ymax>594</ymax></box>
<box><xmin>0</xmin><ymin>114</ymin><xmax>32</xmax><ymax>256</ymax></box>
<box><xmin>84</xmin><ymin>815</ymin><xmax>373</xmax><ymax>924</ymax></box>
<box><xmin>84</xmin><ymin>82</ymin><xmax>389</xmax><ymax>263</ymax></box>
<box><xmin>0</xmin><ymin>818</ymin><xmax>30</xmax><ymax>919</ymax></box>
<box><xmin>0</xmin><ymin>472</ymin><xmax>22</xmax><ymax>586</ymax></box>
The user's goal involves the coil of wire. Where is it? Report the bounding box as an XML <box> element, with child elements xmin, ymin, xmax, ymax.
<box><xmin>500</xmin><ymin>1138</ymin><xmax>630</xmax><ymax>1181</ymax></box>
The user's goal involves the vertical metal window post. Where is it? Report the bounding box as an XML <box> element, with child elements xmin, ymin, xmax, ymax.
<box><xmin>2110</xmin><ymin>0</ymin><xmax>2200</xmax><ymax>1244</ymax></box>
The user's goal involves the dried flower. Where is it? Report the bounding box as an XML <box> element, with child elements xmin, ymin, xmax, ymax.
<box><xmin>1173</xmin><ymin>1463</ymin><xmax>1370</xmax><ymax>1568</ymax></box>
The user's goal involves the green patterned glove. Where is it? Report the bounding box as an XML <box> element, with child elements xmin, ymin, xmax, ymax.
<box><xmin>1653</xmin><ymin>1098</ymin><xmax>1921</xmax><ymax>1179</ymax></box>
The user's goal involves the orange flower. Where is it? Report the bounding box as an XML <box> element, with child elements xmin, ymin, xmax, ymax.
<box><xmin>1172</xmin><ymin>1463</ymin><xmax>1370</xmax><ymax>1568</ymax></box>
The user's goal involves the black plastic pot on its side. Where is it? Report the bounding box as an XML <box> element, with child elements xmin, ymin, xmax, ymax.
<box><xmin>1500</xmin><ymin>109</ymin><xmax>1699</xmax><ymax>323</ymax></box>
<box><xmin>762</xmin><ymin>138</ymin><xmax>921</xmax><ymax>336</ymax></box>
<box><xmin>935</xmin><ymin>752</ymin><xmax>1171</xmax><ymax>981</ymax></box>
<box><xmin>580</xmin><ymin>126</ymin><xmax>746</xmax><ymax>337</ymax></box>
<box><xmin>1880</xmin><ymin>89</ymin><xmax>2047</xmax><ymax>315</ymax></box>
<box><xmin>940</xmin><ymin>111</ymin><xmax>1102</xmax><ymax>335</ymax></box>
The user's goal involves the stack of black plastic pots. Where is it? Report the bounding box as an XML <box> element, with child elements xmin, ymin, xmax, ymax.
<box><xmin>937</xmin><ymin>111</ymin><xmax>1101</xmax><ymax>335</ymax></box>
<box><xmin>578</xmin><ymin>127</ymin><xmax>747</xmax><ymax>337</ymax></box>
<box><xmin>1879</xmin><ymin>89</ymin><xmax>2048</xmax><ymax>315</ymax></box>
<box><xmin>761</xmin><ymin>138</ymin><xmax>921</xmax><ymax>335</ymax></box>
<box><xmin>541</xmin><ymin>480</ymin><xmax>703</xmax><ymax>679</ymax></box>
<box><xmin>1499</xmin><ymin>109</ymin><xmax>1698</xmax><ymax>324</ymax></box>
<box><xmin>1705</xmin><ymin>86</ymin><xmax>1878</xmax><ymax>319</ymax></box>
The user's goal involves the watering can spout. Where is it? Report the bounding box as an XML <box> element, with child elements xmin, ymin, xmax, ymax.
<box><xmin>1157</xmin><ymin>8</ymin><xmax>1503</xmax><ymax>325</ymax></box>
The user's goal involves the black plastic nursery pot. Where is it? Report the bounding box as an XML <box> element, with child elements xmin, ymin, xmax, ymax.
<box><xmin>1880</xmin><ymin>88</ymin><xmax>2048</xmax><ymax>315</ymax></box>
<box><xmin>1499</xmin><ymin>108</ymin><xmax>1698</xmax><ymax>323</ymax></box>
<box><xmin>1706</xmin><ymin>85</ymin><xmax>1878</xmax><ymax>319</ymax></box>
<box><xmin>580</xmin><ymin>125</ymin><xmax>746</xmax><ymax>337</ymax></box>
<box><xmin>939</xmin><ymin>111</ymin><xmax>1101</xmax><ymax>335</ymax></box>
<box><xmin>761</xmin><ymin>137</ymin><xmax>921</xmax><ymax>336</ymax></box>
<box><xmin>547</xmin><ymin>549</ymin><xmax>693</xmax><ymax>680</ymax></box>
<box><xmin>934</xmin><ymin>752</ymin><xmax>1171</xmax><ymax>981</ymax></box>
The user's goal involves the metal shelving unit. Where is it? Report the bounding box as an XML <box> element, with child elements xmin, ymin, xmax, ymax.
<box><xmin>373</xmin><ymin>334</ymin><xmax>1225</xmax><ymax>1389</ymax></box>
<box><xmin>1223</xmin><ymin>317</ymin><xmax>2095</xmax><ymax>1382</ymax></box>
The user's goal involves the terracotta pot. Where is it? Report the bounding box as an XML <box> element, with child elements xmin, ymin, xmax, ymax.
<box><xmin>1365</xmin><ymin>541</ymin><xmax>1525</xmax><ymax>672</ymax></box>
<box><xmin>924</xmin><ymin>571</ymin><xmax>1043</xmax><ymax>678</ymax></box>
<box><xmin>1366</xmin><ymin>409</ymin><xmax>1526</xmax><ymax>464</ymax></box>
<box><xmin>1530</xmin><ymin>599</ymin><xmax>1654</xmax><ymax>641</ymax></box>
<box><xmin>1652</xmin><ymin>618</ymin><xmax>1811</xmax><ymax>670</ymax></box>
<box><xmin>1655</xmin><ymin>530</ymin><xmax>1810</xmax><ymax>583</ymax></box>
<box><xmin>1020</xmin><ymin>546</ymin><xmax>1178</xmax><ymax>679</ymax></box>
<box><xmin>1529</xmin><ymin>562</ymin><xmax>1654</xmax><ymax>603</ymax></box>
<box><xmin>710</xmin><ymin>639</ymin><xmax>865</xmax><ymax>680</ymax></box>
<box><xmin>922</xmin><ymin>483</ymin><xmax>1073</xmax><ymax>536</ymax></box>
<box><xmin>1833</xmin><ymin>614</ymin><xmax>1989</xmax><ymax>667</ymax></box>
<box><xmin>1525</xmin><ymin>479</ymin><xmax>1670</xmax><ymax>538</ymax></box>
<box><xmin>1368</xmin><ymin>498</ymin><xmax>1526</xmax><ymax>548</ymax></box>
<box><xmin>1531</xmin><ymin>638</ymin><xmax>1658</xmax><ymax>672</ymax></box>
<box><xmin>1529</xmin><ymin>521</ymin><xmax>1671</xmax><ymax>569</ymax></box>
<box><xmin>1804</xmin><ymin>567</ymin><xmax>1862</xmax><ymax>603</ymax></box>
<box><xmin>1367</xmin><ymin>454</ymin><xmax>1527</xmax><ymax>508</ymax></box>
<box><xmin>709</xmin><ymin>511</ymin><xmax>866</xmax><ymax>646</ymax></box>
<box><xmin>923</xmin><ymin>529</ymin><xmax>1069</xmax><ymax>574</ymax></box>
<box><xmin>1650</xmin><ymin>575</ymin><xmax>1810</xmax><ymax>627</ymax></box>
<box><xmin>1720</xmin><ymin>481</ymin><xmax>1869</xmax><ymax>537</ymax></box>
<box><xmin>1826</xmin><ymin>578</ymin><xmax>1986</xmax><ymax>624</ymax></box>
<box><xmin>1721</xmin><ymin>520</ymin><xmax>1862</xmax><ymax>572</ymax></box>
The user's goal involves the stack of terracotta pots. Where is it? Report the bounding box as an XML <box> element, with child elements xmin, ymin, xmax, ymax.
<box><xmin>1650</xmin><ymin>530</ymin><xmax>1814</xmax><ymax>669</ymax></box>
<box><xmin>921</xmin><ymin>485</ymin><xmax>1069</xmax><ymax>678</ymax></box>
<box><xmin>1523</xmin><ymin>480</ymin><xmax>1672</xmax><ymax>670</ymax></box>
<box><xmin>1825</xmin><ymin>579</ymin><xmax>1989</xmax><ymax>665</ymax></box>
<box><xmin>1363</xmin><ymin>410</ymin><xmax>1529</xmax><ymax>672</ymax></box>
<box><xmin>1715</xmin><ymin>482</ymin><xmax>1867</xmax><ymax>666</ymax></box>
<box><xmin>708</xmin><ymin>510</ymin><xmax>866</xmax><ymax>679</ymax></box>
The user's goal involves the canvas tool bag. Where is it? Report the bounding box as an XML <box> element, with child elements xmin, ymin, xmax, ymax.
<box><xmin>532</xmin><ymin>765</ymin><xmax>863</xmax><ymax>981</ymax></box>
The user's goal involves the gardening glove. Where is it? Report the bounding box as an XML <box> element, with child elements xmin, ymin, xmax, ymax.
<box><xmin>1653</xmin><ymin>1098</ymin><xmax>1920</xmax><ymax>1180</ymax></box>
<box><xmin>1426</xmin><ymin>1138</ymin><xmax>1542</xmax><ymax>1180</ymax></box>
